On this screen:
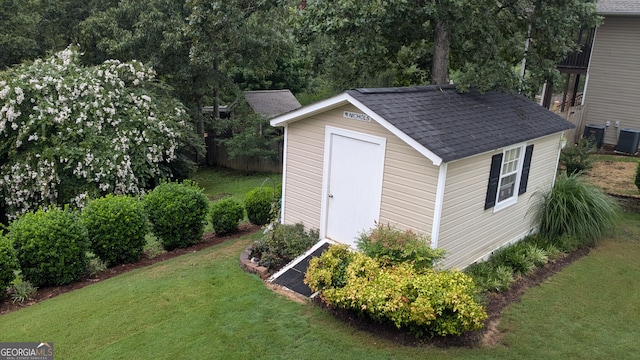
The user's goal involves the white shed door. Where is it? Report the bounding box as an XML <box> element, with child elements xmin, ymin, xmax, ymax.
<box><xmin>323</xmin><ymin>127</ymin><xmax>386</xmax><ymax>247</ymax></box>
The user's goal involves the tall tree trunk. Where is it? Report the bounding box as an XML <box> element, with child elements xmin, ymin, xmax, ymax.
<box><xmin>432</xmin><ymin>18</ymin><xmax>451</xmax><ymax>85</ymax></box>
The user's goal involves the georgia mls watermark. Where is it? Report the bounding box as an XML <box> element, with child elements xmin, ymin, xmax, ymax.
<box><xmin>0</xmin><ymin>342</ymin><xmax>54</xmax><ymax>360</ymax></box>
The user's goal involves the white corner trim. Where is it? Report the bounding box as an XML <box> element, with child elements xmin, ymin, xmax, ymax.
<box><xmin>430</xmin><ymin>163</ymin><xmax>448</xmax><ymax>248</ymax></box>
<box><xmin>279</xmin><ymin>125</ymin><xmax>288</xmax><ymax>224</ymax></box>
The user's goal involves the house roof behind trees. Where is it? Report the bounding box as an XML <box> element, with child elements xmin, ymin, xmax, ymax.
<box><xmin>597</xmin><ymin>0</ymin><xmax>640</xmax><ymax>15</ymax></box>
<box><xmin>244</xmin><ymin>90</ymin><xmax>302</xmax><ymax>118</ymax></box>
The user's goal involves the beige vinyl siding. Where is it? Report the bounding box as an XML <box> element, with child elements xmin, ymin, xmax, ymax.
<box><xmin>438</xmin><ymin>133</ymin><xmax>562</xmax><ymax>269</ymax></box>
<box><xmin>283</xmin><ymin>104</ymin><xmax>439</xmax><ymax>236</ymax></box>
<box><xmin>584</xmin><ymin>15</ymin><xmax>640</xmax><ymax>146</ymax></box>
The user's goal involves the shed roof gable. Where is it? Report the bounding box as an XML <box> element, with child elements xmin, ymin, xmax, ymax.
<box><xmin>270</xmin><ymin>85</ymin><xmax>574</xmax><ymax>164</ymax></box>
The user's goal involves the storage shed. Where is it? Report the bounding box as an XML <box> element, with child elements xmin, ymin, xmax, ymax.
<box><xmin>269</xmin><ymin>85</ymin><xmax>574</xmax><ymax>269</ymax></box>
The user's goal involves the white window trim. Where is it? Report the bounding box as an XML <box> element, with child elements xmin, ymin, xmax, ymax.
<box><xmin>493</xmin><ymin>143</ymin><xmax>526</xmax><ymax>212</ymax></box>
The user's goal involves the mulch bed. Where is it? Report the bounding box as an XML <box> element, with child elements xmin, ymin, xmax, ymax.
<box><xmin>0</xmin><ymin>224</ymin><xmax>591</xmax><ymax>348</ymax></box>
<box><xmin>0</xmin><ymin>223</ymin><xmax>260</xmax><ymax>316</ymax></box>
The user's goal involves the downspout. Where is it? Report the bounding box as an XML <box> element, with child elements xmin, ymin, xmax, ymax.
<box><xmin>431</xmin><ymin>163</ymin><xmax>448</xmax><ymax>248</ymax></box>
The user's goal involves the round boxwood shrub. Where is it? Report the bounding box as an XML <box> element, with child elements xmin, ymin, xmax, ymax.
<box><xmin>244</xmin><ymin>186</ymin><xmax>277</xmax><ymax>226</ymax></box>
<box><xmin>8</xmin><ymin>207</ymin><xmax>89</xmax><ymax>287</ymax></box>
<box><xmin>210</xmin><ymin>198</ymin><xmax>244</xmax><ymax>235</ymax></box>
<box><xmin>81</xmin><ymin>194</ymin><xmax>149</xmax><ymax>266</ymax></box>
<box><xmin>0</xmin><ymin>236</ymin><xmax>19</xmax><ymax>298</ymax></box>
<box><xmin>144</xmin><ymin>180</ymin><xmax>209</xmax><ymax>250</ymax></box>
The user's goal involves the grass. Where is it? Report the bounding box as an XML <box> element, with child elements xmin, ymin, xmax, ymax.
<box><xmin>190</xmin><ymin>167</ymin><xmax>282</xmax><ymax>203</ymax></box>
<box><xmin>1</xmin><ymin>211</ymin><xmax>640</xmax><ymax>359</ymax></box>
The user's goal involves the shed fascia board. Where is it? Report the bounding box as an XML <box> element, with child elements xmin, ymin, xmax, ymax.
<box><xmin>270</xmin><ymin>93</ymin><xmax>444</xmax><ymax>166</ymax></box>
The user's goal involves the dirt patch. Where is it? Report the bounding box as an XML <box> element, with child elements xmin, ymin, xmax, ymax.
<box><xmin>586</xmin><ymin>161</ymin><xmax>640</xmax><ymax>197</ymax></box>
<box><xmin>0</xmin><ymin>224</ymin><xmax>259</xmax><ymax>316</ymax></box>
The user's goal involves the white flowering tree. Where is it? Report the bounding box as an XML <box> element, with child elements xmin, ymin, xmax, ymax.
<box><xmin>0</xmin><ymin>47</ymin><xmax>192</xmax><ymax>220</ymax></box>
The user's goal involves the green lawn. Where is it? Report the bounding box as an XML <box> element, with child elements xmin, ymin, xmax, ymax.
<box><xmin>190</xmin><ymin>167</ymin><xmax>282</xmax><ymax>203</ymax></box>
<box><xmin>2</xmin><ymin>211</ymin><xmax>640</xmax><ymax>359</ymax></box>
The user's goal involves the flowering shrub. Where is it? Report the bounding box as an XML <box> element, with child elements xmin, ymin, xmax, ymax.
<box><xmin>8</xmin><ymin>207</ymin><xmax>89</xmax><ymax>287</ymax></box>
<box><xmin>81</xmin><ymin>194</ymin><xmax>149</xmax><ymax>266</ymax></box>
<box><xmin>306</xmin><ymin>245</ymin><xmax>487</xmax><ymax>337</ymax></box>
<box><xmin>144</xmin><ymin>180</ymin><xmax>209</xmax><ymax>250</ymax></box>
<box><xmin>0</xmin><ymin>47</ymin><xmax>193</xmax><ymax>220</ymax></box>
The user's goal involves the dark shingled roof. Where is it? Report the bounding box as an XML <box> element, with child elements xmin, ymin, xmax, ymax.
<box><xmin>347</xmin><ymin>85</ymin><xmax>574</xmax><ymax>163</ymax></box>
<box><xmin>597</xmin><ymin>0</ymin><xmax>640</xmax><ymax>15</ymax></box>
<box><xmin>244</xmin><ymin>90</ymin><xmax>302</xmax><ymax>118</ymax></box>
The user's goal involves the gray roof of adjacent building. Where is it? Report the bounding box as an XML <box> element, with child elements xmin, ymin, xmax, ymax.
<box><xmin>597</xmin><ymin>0</ymin><xmax>640</xmax><ymax>15</ymax></box>
<box><xmin>346</xmin><ymin>85</ymin><xmax>574</xmax><ymax>163</ymax></box>
<box><xmin>244</xmin><ymin>89</ymin><xmax>302</xmax><ymax>118</ymax></box>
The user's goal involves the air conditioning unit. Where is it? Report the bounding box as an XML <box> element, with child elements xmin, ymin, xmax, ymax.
<box><xmin>583</xmin><ymin>124</ymin><xmax>606</xmax><ymax>148</ymax></box>
<box><xmin>615</xmin><ymin>128</ymin><xmax>640</xmax><ymax>155</ymax></box>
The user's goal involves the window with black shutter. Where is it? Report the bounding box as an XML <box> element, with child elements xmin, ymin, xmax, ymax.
<box><xmin>484</xmin><ymin>143</ymin><xmax>533</xmax><ymax>211</ymax></box>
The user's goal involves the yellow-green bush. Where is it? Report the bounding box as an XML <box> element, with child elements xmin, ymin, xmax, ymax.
<box><xmin>306</xmin><ymin>245</ymin><xmax>487</xmax><ymax>337</ymax></box>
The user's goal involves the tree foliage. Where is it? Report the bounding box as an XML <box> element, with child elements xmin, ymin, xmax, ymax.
<box><xmin>297</xmin><ymin>0</ymin><xmax>600</xmax><ymax>94</ymax></box>
<box><xmin>0</xmin><ymin>47</ymin><xmax>193</xmax><ymax>220</ymax></box>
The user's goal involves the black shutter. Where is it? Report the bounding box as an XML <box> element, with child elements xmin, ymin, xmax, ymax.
<box><xmin>484</xmin><ymin>153</ymin><xmax>503</xmax><ymax>210</ymax></box>
<box><xmin>518</xmin><ymin>144</ymin><xmax>534</xmax><ymax>195</ymax></box>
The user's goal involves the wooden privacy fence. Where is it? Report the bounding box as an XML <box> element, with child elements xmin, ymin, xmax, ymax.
<box><xmin>562</xmin><ymin>104</ymin><xmax>587</xmax><ymax>143</ymax></box>
<box><xmin>205</xmin><ymin>136</ymin><xmax>283</xmax><ymax>173</ymax></box>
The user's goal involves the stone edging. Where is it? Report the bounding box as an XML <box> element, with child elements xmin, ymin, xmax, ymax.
<box><xmin>239</xmin><ymin>247</ymin><xmax>270</xmax><ymax>280</ymax></box>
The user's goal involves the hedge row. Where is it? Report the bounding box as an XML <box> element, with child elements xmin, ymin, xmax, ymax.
<box><xmin>0</xmin><ymin>181</ymin><xmax>210</xmax><ymax>294</ymax></box>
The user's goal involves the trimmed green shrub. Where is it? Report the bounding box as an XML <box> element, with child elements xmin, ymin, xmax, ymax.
<box><xmin>81</xmin><ymin>195</ymin><xmax>149</xmax><ymax>266</ymax></box>
<box><xmin>250</xmin><ymin>223</ymin><xmax>319</xmax><ymax>271</ymax></box>
<box><xmin>210</xmin><ymin>198</ymin><xmax>244</xmax><ymax>235</ymax></box>
<box><xmin>8</xmin><ymin>207</ymin><xmax>89</xmax><ymax>287</ymax></box>
<box><xmin>244</xmin><ymin>186</ymin><xmax>277</xmax><ymax>226</ymax></box>
<box><xmin>530</xmin><ymin>173</ymin><xmax>620</xmax><ymax>246</ymax></box>
<box><xmin>635</xmin><ymin>161</ymin><xmax>640</xmax><ymax>191</ymax></box>
<box><xmin>560</xmin><ymin>137</ymin><xmax>595</xmax><ymax>175</ymax></box>
<box><xmin>306</xmin><ymin>247</ymin><xmax>487</xmax><ymax>337</ymax></box>
<box><xmin>144</xmin><ymin>180</ymin><xmax>209</xmax><ymax>250</ymax></box>
<box><xmin>0</xmin><ymin>236</ymin><xmax>19</xmax><ymax>298</ymax></box>
<box><xmin>356</xmin><ymin>223</ymin><xmax>445</xmax><ymax>271</ymax></box>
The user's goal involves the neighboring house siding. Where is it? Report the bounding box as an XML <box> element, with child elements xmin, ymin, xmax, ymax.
<box><xmin>283</xmin><ymin>104</ymin><xmax>438</xmax><ymax>236</ymax></box>
<box><xmin>584</xmin><ymin>15</ymin><xmax>640</xmax><ymax>146</ymax></box>
<box><xmin>438</xmin><ymin>133</ymin><xmax>561</xmax><ymax>269</ymax></box>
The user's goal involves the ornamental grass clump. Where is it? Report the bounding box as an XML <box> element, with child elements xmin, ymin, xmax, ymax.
<box><xmin>530</xmin><ymin>173</ymin><xmax>620</xmax><ymax>246</ymax></box>
<box><xmin>306</xmin><ymin>245</ymin><xmax>486</xmax><ymax>337</ymax></box>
